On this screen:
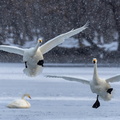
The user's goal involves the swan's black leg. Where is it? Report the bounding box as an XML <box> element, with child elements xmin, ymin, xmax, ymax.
<box><xmin>37</xmin><ymin>60</ymin><xmax>44</xmax><ymax>67</ymax></box>
<box><xmin>107</xmin><ymin>88</ymin><xmax>113</xmax><ymax>94</ymax></box>
<box><xmin>25</xmin><ymin>61</ymin><xmax>27</xmax><ymax>68</ymax></box>
<box><xmin>92</xmin><ymin>95</ymin><xmax>100</xmax><ymax>109</ymax></box>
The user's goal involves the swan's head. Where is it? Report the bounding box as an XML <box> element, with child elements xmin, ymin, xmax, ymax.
<box><xmin>92</xmin><ymin>58</ymin><xmax>97</xmax><ymax>64</ymax></box>
<box><xmin>27</xmin><ymin>94</ymin><xmax>31</xmax><ymax>99</ymax></box>
<box><xmin>38</xmin><ymin>39</ymin><xmax>42</xmax><ymax>43</ymax></box>
<box><xmin>22</xmin><ymin>94</ymin><xmax>31</xmax><ymax>99</ymax></box>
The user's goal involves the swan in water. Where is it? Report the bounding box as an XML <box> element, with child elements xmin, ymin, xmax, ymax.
<box><xmin>0</xmin><ymin>22</ymin><xmax>88</xmax><ymax>77</ymax></box>
<box><xmin>47</xmin><ymin>58</ymin><xmax>120</xmax><ymax>108</ymax></box>
<box><xmin>7</xmin><ymin>94</ymin><xmax>31</xmax><ymax>108</ymax></box>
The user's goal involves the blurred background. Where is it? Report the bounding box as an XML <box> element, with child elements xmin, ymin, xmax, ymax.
<box><xmin>0</xmin><ymin>0</ymin><xmax>120</xmax><ymax>65</ymax></box>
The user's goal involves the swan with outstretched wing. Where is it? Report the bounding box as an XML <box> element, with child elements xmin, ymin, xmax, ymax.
<box><xmin>47</xmin><ymin>58</ymin><xmax>120</xmax><ymax>109</ymax></box>
<box><xmin>0</xmin><ymin>22</ymin><xmax>88</xmax><ymax>77</ymax></box>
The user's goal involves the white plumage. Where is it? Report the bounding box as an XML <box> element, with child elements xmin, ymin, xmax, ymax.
<box><xmin>0</xmin><ymin>22</ymin><xmax>88</xmax><ymax>77</ymax></box>
<box><xmin>47</xmin><ymin>58</ymin><xmax>120</xmax><ymax>108</ymax></box>
<box><xmin>7</xmin><ymin>94</ymin><xmax>31</xmax><ymax>109</ymax></box>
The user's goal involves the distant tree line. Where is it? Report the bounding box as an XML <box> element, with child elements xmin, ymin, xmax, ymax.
<box><xmin>0</xmin><ymin>0</ymin><xmax>120</xmax><ymax>63</ymax></box>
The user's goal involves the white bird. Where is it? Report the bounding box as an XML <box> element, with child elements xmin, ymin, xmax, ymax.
<box><xmin>47</xmin><ymin>58</ymin><xmax>120</xmax><ymax>108</ymax></box>
<box><xmin>0</xmin><ymin>22</ymin><xmax>88</xmax><ymax>77</ymax></box>
<box><xmin>7</xmin><ymin>94</ymin><xmax>31</xmax><ymax>108</ymax></box>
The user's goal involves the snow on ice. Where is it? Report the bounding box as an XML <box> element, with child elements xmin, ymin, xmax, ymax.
<box><xmin>0</xmin><ymin>63</ymin><xmax>120</xmax><ymax>119</ymax></box>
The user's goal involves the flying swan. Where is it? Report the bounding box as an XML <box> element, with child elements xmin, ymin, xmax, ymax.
<box><xmin>7</xmin><ymin>94</ymin><xmax>31</xmax><ymax>108</ymax></box>
<box><xmin>0</xmin><ymin>22</ymin><xmax>88</xmax><ymax>77</ymax></box>
<box><xmin>47</xmin><ymin>58</ymin><xmax>120</xmax><ymax>108</ymax></box>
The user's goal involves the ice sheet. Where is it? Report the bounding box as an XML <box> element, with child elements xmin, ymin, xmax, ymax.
<box><xmin>0</xmin><ymin>63</ymin><xmax>120</xmax><ymax>120</ymax></box>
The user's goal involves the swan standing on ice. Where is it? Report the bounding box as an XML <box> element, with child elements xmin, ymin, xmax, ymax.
<box><xmin>47</xmin><ymin>58</ymin><xmax>120</xmax><ymax>108</ymax></box>
<box><xmin>0</xmin><ymin>22</ymin><xmax>88</xmax><ymax>77</ymax></box>
<box><xmin>7</xmin><ymin>94</ymin><xmax>31</xmax><ymax>108</ymax></box>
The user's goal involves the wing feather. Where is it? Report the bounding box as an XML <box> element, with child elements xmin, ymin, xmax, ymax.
<box><xmin>0</xmin><ymin>45</ymin><xmax>24</xmax><ymax>55</ymax></box>
<box><xmin>40</xmin><ymin>22</ymin><xmax>89</xmax><ymax>54</ymax></box>
<box><xmin>106</xmin><ymin>75</ymin><xmax>120</xmax><ymax>83</ymax></box>
<box><xmin>47</xmin><ymin>75</ymin><xmax>90</xmax><ymax>85</ymax></box>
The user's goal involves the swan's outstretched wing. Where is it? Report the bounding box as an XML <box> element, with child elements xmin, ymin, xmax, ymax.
<box><xmin>47</xmin><ymin>75</ymin><xmax>90</xmax><ymax>85</ymax></box>
<box><xmin>0</xmin><ymin>45</ymin><xmax>24</xmax><ymax>55</ymax></box>
<box><xmin>106</xmin><ymin>75</ymin><xmax>120</xmax><ymax>83</ymax></box>
<box><xmin>40</xmin><ymin>22</ymin><xmax>89</xmax><ymax>54</ymax></box>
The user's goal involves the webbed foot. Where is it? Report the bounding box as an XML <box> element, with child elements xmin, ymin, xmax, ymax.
<box><xmin>92</xmin><ymin>95</ymin><xmax>100</xmax><ymax>109</ymax></box>
<box><xmin>25</xmin><ymin>61</ymin><xmax>27</xmax><ymax>68</ymax></box>
<box><xmin>107</xmin><ymin>88</ymin><xmax>113</xmax><ymax>94</ymax></box>
<box><xmin>37</xmin><ymin>60</ymin><xmax>44</xmax><ymax>67</ymax></box>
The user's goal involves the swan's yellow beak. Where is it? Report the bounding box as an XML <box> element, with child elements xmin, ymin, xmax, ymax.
<box><xmin>28</xmin><ymin>96</ymin><xmax>31</xmax><ymax>99</ymax></box>
<box><xmin>92</xmin><ymin>58</ymin><xmax>97</xmax><ymax>64</ymax></box>
<box><xmin>38</xmin><ymin>39</ymin><xmax>42</xmax><ymax>43</ymax></box>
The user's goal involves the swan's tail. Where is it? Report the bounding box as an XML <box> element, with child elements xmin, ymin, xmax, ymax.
<box><xmin>23</xmin><ymin>66</ymin><xmax>43</xmax><ymax>77</ymax></box>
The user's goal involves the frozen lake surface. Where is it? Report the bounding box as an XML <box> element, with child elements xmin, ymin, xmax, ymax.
<box><xmin>0</xmin><ymin>63</ymin><xmax>120</xmax><ymax>120</ymax></box>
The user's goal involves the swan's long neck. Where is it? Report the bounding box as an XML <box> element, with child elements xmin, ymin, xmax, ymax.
<box><xmin>21</xmin><ymin>94</ymin><xmax>31</xmax><ymax>99</ymax></box>
<box><xmin>33</xmin><ymin>42</ymin><xmax>41</xmax><ymax>54</ymax></box>
<box><xmin>22</xmin><ymin>94</ymin><xmax>26</xmax><ymax>99</ymax></box>
<box><xmin>93</xmin><ymin>63</ymin><xmax>99</xmax><ymax>82</ymax></box>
